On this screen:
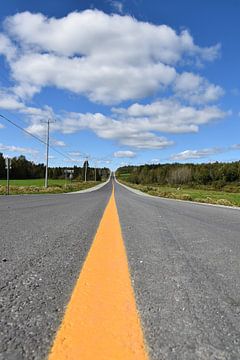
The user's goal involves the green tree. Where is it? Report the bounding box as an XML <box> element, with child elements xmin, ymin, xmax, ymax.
<box><xmin>0</xmin><ymin>153</ymin><xmax>5</xmax><ymax>179</ymax></box>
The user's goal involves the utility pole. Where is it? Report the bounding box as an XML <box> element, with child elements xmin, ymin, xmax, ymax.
<box><xmin>84</xmin><ymin>157</ymin><xmax>88</xmax><ymax>182</ymax></box>
<box><xmin>41</xmin><ymin>118</ymin><xmax>54</xmax><ymax>188</ymax></box>
<box><xmin>45</xmin><ymin>119</ymin><xmax>50</xmax><ymax>188</ymax></box>
<box><xmin>5</xmin><ymin>158</ymin><xmax>11</xmax><ymax>195</ymax></box>
<box><xmin>94</xmin><ymin>160</ymin><xmax>98</xmax><ymax>182</ymax></box>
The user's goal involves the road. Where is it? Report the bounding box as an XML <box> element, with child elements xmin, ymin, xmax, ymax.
<box><xmin>1</xmin><ymin>179</ymin><xmax>240</xmax><ymax>359</ymax></box>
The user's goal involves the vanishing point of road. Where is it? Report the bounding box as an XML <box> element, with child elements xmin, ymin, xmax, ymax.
<box><xmin>1</xmin><ymin>178</ymin><xmax>240</xmax><ymax>359</ymax></box>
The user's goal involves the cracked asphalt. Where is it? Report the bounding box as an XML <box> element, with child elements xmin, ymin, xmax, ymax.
<box><xmin>1</xmin><ymin>179</ymin><xmax>240</xmax><ymax>359</ymax></box>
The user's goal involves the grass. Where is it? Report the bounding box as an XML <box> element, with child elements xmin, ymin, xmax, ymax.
<box><xmin>118</xmin><ymin>179</ymin><xmax>240</xmax><ymax>207</ymax></box>
<box><xmin>0</xmin><ymin>178</ymin><xmax>101</xmax><ymax>195</ymax></box>
<box><xmin>0</xmin><ymin>178</ymin><xmax>68</xmax><ymax>186</ymax></box>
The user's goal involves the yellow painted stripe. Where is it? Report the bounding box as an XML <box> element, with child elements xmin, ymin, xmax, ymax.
<box><xmin>48</xmin><ymin>184</ymin><xmax>149</xmax><ymax>360</ymax></box>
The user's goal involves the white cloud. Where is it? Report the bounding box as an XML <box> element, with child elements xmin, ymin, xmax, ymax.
<box><xmin>13</xmin><ymin>83</ymin><xmax>41</xmax><ymax>101</ymax></box>
<box><xmin>19</xmin><ymin>105</ymin><xmax>56</xmax><ymax>138</ymax></box>
<box><xmin>0</xmin><ymin>11</ymin><xmax>227</xmax><ymax>152</ymax></box>
<box><xmin>174</xmin><ymin>72</ymin><xmax>224</xmax><ymax>104</ymax></box>
<box><xmin>114</xmin><ymin>150</ymin><xmax>136</xmax><ymax>158</ymax></box>
<box><xmin>120</xmin><ymin>133</ymin><xmax>172</xmax><ymax>149</ymax></box>
<box><xmin>10</xmin><ymin>53</ymin><xmax>176</xmax><ymax>104</ymax></box>
<box><xmin>51</xmin><ymin>139</ymin><xmax>66</xmax><ymax>147</ymax></box>
<box><xmin>0</xmin><ymin>89</ymin><xmax>25</xmax><ymax>110</ymax></box>
<box><xmin>113</xmin><ymin>99</ymin><xmax>227</xmax><ymax>133</ymax></box>
<box><xmin>0</xmin><ymin>123</ymin><xmax>5</xmax><ymax>129</ymax></box>
<box><xmin>49</xmin><ymin>111</ymin><xmax>174</xmax><ymax>149</ymax></box>
<box><xmin>230</xmin><ymin>144</ymin><xmax>240</xmax><ymax>150</ymax></box>
<box><xmin>171</xmin><ymin>143</ymin><xmax>240</xmax><ymax>161</ymax></box>
<box><xmin>0</xmin><ymin>90</ymin><xmax>55</xmax><ymax>139</ymax></box>
<box><xmin>0</xmin><ymin>143</ymin><xmax>38</xmax><ymax>155</ymax></box>
<box><xmin>4</xmin><ymin>10</ymin><xmax>218</xmax><ymax>61</ymax></box>
<box><xmin>0</xmin><ymin>86</ymin><xmax>228</xmax><ymax>150</ymax></box>
<box><xmin>100</xmin><ymin>159</ymin><xmax>112</xmax><ymax>165</ymax></box>
<box><xmin>0</xmin><ymin>33</ymin><xmax>16</xmax><ymax>61</ymax></box>
<box><xmin>170</xmin><ymin>144</ymin><xmax>240</xmax><ymax>161</ymax></box>
<box><xmin>171</xmin><ymin>148</ymin><xmax>223</xmax><ymax>161</ymax></box>
<box><xmin>109</xmin><ymin>1</ymin><xmax>124</xmax><ymax>14</ymax></box>
<box><xmin>22</xmin><ymin>98</ymin><xmax>227</xmax><ymax>150</ymax></box>
<box><xmin>64</xmin><ymin>158</ymin><xmax>82</xmax><ymax>164</ymax></box>
<box><xmin>68</xmin><ymin>151</ymin><xmax>81</xmax><ymax>157</ymax></box>
<box><xmin>1</xmin><ymin>10</ymin><xmax>221</xmax><ymax>104</ymax></box>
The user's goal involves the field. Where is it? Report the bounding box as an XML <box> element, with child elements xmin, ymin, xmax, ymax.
<box><xmin>118</xmin><ymin>180</ymin><xmax>240</xmax><ymax>207</ymax></box>
<box><xmin>0</xmin><ymin>178</ymin><xmax>100</xmax><ymax>195</ymax></box>
<box><xmin>0</xmin><ymin>179</ymin><xmax>69</xmax><ymax>186</ymax></box>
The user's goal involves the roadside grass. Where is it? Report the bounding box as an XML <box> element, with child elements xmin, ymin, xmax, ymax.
<box><xmin>0</xmin><ymin>179</ymin><xmax>68</xmax><ymax>186</ymax></box>
<box><xmin>0</xmin><ymin>179</ymin><xmax>101</xmax><ymax>195</ymax></box>
<box><xmin>118</xmin><ymin>180</ymin><xmax>240</xmax><ymax>207</ymax></box>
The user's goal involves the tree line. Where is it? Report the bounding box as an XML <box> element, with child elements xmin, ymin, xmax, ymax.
<box><xmin>0</xmin><ymin>154</ymin><xmax>110</xmax><ymax>181</ymax></box>
<box><xmin>116</xmin><ymin>161</ymin><xmax>240</xmax><ymax>189</ymax></box>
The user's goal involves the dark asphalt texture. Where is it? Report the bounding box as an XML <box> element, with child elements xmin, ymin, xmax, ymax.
<box><xmin>1</xmin><ymin>179</ymin><xmax>240</xmax><ymax>359</ymax></box>
<box><xmin>0</xmin><ymin>182</ymin><xmax>112</xmax><ymax>360</ymax></box>
<box><xmin>115</xmin><ymin>182</ymin><xmax>240</xmax><ymax>360</ymax></box>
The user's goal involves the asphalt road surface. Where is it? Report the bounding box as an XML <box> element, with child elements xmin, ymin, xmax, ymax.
<box><xmin>1</xmin><ymin>179</ymin><xmax>240</xmax><ymax>359</ymax></box>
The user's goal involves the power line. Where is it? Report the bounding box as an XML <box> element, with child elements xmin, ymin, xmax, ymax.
<box><xmin>0</xmin><ymin>113</ymin><xmax>47</xmax><ymax>145</ymax></box>
<box><xmin>0</xmin><ymin>72</ymin><xmax>100</xmax><ymax>167</ymax></box>
<box><xmin>0</xmin><ymin>74</ymin><xmax>112</xmax><ymax>167</ymax></box>
<box><xmin>0</xmin><ymin>113</ymin><xmax>76</xmax><ymax>162</ymax></box>
<box><xmin>0</xmin><ymin>72</ymin><xmax>77</xmax><ymax>163</ymax></box>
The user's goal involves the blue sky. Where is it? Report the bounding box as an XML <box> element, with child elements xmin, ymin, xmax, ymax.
<box><xmin>0</xmin><ymin>0</ymin><xmax>239</xmax><ymax>170</ymax></box>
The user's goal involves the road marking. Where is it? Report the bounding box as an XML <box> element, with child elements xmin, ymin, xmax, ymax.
<box><xmin>48</xmin><ymin>184</ymin><xmax>149</xmax><ymax>360</ymax></box>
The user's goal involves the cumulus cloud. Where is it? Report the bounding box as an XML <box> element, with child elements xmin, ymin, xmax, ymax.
<box><xmin>114</xmin><ymin>150</ymin><xmax>136</xmax><ymax>158</ymax></box>
<box><xmin>10</xmin><ymin>53</ymin><xmax>176</xmax><ymax>104</ymax></box>
<box><xmin>0</xmin><ymin>89</ymin><xmax>25</xmax><ymax>110</ymax></box>
<box><xmin>21</xmin><ymin>99</ymin><xmax>227</xmax><ymax>150</ymax></box>
<box><xmin>0</xmin><ymin>10</ymin><xmax>227</xmax><ymax>152</ymax></box>
<box><xmin>0</xmin><ymin>10</ymin><xmax>221</xmax><ymax>104</ymax></box>
<box><xmin>174</xmin><ymin>72</ymin><xmax>224</xmax><ymax>104</ymax></box>
<box><xmin>171</xmin><ymin>143</ymin><xmax>240</xmax><ymax>161</ymax></box>
<box><xmin>0</xmin><ymin>90</ymin><xmax>54</xmax><ymax>130</ymax></box>
<box><xmin>113</xmin><ymin>99</ymin><xmax>227</xmax><ymax>133</ymax></box>
<box><xmin>44</xmin><ymin>111</ymin><xmax>174</xmax><ymax>149</ymax></box>
<box><xmin>0</xmin><ymin>87</ymin><xmax>228</xmax><ymax>150</ymax></box>
<box><xmin>0</xmin><ymin>143</ymin><xmax>38</xmax><ymax>155</ymax></box>
<box><xmin>171</xmin><ymin>147</ymin><xmax>223</xmax><ymax>161</ymax></box>
<box><xmin>19</xmin><ymin>105</ymin><xmax>56</xmax><ymax>138</ymax></box>
<box><xmin>0</xmin><ymin>123</ymin><xmax>5</xmax><ymax>129</ymax></box>
<box><xmin>0</xmin><ymin>33</ymin><xmax>16</xmax><ymax>61</ymax></box>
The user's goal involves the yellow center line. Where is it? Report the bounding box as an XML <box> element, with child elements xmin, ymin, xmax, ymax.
<box><xmin>48</xmin><ymin>183</ymin><xmax>149</xmax><ymax>360</ymax></box>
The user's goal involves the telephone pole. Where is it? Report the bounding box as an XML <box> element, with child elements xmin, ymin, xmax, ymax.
<box><xmin>41</xmin><ymin>118</ymin><xmax>54</xmax><ymax>188</ymax></box>
<box><xmin>94</xmin><ymin>160</ymin><xmax>98</xmax><ymax>182</ymax></box>
<box><xmin>5</xmin><ymin>158</ymin><xmax>11</xmax><ymax>195</ymax></box>
<box><xmin>84</xmin><ymin>157</ymin><xmax>88</xmax><ymax>182</ymax></box>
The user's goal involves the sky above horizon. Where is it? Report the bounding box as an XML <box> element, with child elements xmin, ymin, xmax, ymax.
<box><xmin>0</xmin><ymin>0</ymin><xmax>239</xmax><ymax>170</ymax></box>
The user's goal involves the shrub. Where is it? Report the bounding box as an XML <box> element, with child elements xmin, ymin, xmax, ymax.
<box><xmin>179</xmin><ymin>194</ymin><xmax>193</xmax><ymax>201</ymax></box>
<box><xmin>216</xmin><ymin>199</ymin><xmax>233</xmax><ymax>206</ymax></box>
